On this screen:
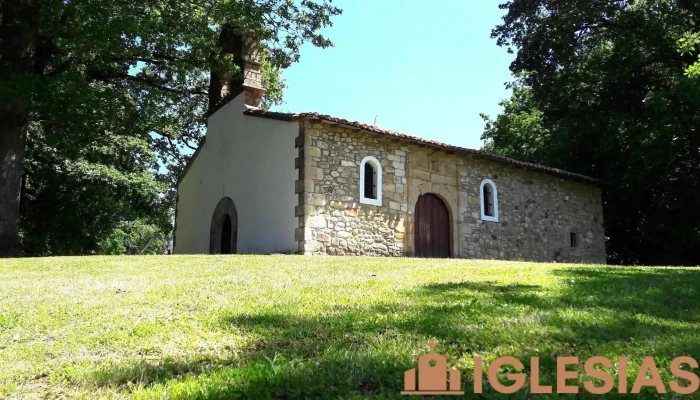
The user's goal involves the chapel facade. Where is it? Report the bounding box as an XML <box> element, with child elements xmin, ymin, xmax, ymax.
<box><xmin>173</xmin><ymin>35</ymin><xmax>606</xmax><ymax>263</ymax></box>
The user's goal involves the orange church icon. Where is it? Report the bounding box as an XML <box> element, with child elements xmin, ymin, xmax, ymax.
<box><xmin>401</xmin><ymin>338</ymin><xmax>464</xmax><ymax>396</ymax></box>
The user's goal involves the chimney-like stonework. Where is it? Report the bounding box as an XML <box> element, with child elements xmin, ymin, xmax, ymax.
<box><xmin>208</xmin><ymin>27</ymin><xmax>267</xmax><ymax>112</ymax></box>
<box><xmin>239</xmin><ymin>37</ymin><xmax>266</xmax><ymax>108</ymax></box>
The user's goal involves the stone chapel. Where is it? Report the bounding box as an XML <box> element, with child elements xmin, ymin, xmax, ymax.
<box><xmin>174</xmin><ymin>35</ymin><xmax>606</xmax><ymax>263</ymax></box>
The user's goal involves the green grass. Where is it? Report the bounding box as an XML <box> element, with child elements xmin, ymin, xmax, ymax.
<box><xmin>0</xmin><ymin>255</ymin><xmax>699</xmax><ymax>399</ymax></box>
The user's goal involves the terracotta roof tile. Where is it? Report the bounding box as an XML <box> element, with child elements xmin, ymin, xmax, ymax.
<box><xmin>243</xmin><ymin>108</ymin><xmax>602</xmax><ymax>185</ymax></box>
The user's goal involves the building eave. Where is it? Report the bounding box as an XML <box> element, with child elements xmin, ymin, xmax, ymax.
<box><xmin>177</xmin><ymin>137</ymin><xmax>206</xmax><ymax>187</ymax></box>
<box><xmin>242</xmin><ymin>108</ymin><xmax>605</xmax><ymax>186</ymax></box>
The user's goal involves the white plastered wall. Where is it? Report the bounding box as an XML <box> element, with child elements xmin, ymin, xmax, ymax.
<box><xmin>174</xmin><ymin>94</ymin><xmax>299</xmax><ymax>254</ymax></box>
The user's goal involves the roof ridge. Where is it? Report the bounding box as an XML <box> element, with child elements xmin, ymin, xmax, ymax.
<box><xmin>241</xmin><ymin>108</ymin><xmax>603</xmax><ymax>185</ymax></box>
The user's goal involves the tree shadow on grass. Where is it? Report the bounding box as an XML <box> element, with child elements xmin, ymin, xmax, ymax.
<box><xmin>551</xmin><ymin>267</ymin><xmax>700</xmax><ymax>323</ymax></box>
<box><xmin>411</xmin><ymin>269</ymin><xmax>700</xmax><ymax>357</ymax></box>
<box><xmin>85</xmin><ymin>268</ymin><xmax>700</xmax><ymax>399</ymax></box>
<box><xmin>92</xmin><ymin>350</ymin><xmax>413</xmax><ymax>399</ymax></box>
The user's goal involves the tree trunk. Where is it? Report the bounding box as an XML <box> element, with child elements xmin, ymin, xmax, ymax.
<box><xmin>1</xmin><ymin>0</ymin><xmax>36</xmax><ymax>257</ymax></box>
<box><xmin>0</xmin><ymin>121</ymin><xmax>28</xmax><ymax>257</ymax></box>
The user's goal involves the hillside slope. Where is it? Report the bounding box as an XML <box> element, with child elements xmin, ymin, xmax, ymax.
<box><xmin>0</xmin><ymin>255</ymin><xmax>698</xmax><ymax>399</ymax></box>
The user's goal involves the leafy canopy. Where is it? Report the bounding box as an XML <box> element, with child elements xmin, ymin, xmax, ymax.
<box><xmin>482</xmin><ymin>0</ymin><xmax>700</xmax><ymax>265</ymax></box>
<box><xmin>5</xmin><ymin>0</ymin><xmax>341</xmax><ymax>255</ymax></box>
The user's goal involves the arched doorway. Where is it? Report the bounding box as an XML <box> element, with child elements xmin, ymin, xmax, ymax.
<box><xmin>221</xmin><ymin>215</ymin><xmax>232</xmax><ymax>254</ymax></box>
<box><xmin>414</xmin><ymin>193</ymin><xmax>451</xmax><ymax>258</ymax></box>
<box><xmin>210</xmin><ymin>197</ymin><xmax>237</xmax><ymax>254</ymax></box>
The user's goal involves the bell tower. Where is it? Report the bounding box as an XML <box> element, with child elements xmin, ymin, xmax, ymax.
<box><xmin>208</xmin><ymin>25</ymin><xmax>266</xmax><ymax>112</ymax></box>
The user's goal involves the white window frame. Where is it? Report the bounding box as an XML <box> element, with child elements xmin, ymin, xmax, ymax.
<box><xmin>480</xmin><ymin>179</ymin><xmax>499</xmax><ymax>222</ymax></box>
<box><xmin>359</xmin><ymin>156</ymin><xmax>382</xmax><ymax>206</ymax></box>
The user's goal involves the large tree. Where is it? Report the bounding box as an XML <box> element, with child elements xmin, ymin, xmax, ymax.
<box><xmin>482</xmin><ymin>0</ymin><xmax>700</xmax><ymax>265</ymax></box>
<box><xmin>0</xmin><ymin>0</ymin><xmax>341</xmax><ymax>256</ymax></box>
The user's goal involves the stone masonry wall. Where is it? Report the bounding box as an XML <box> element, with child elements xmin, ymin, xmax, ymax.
<box><xmin>296</xmin><ymin>120</ymin><xmax>407</xmax><ymax>256</ymax></box>
<box><xmin>456</xmin><ymin>156</ymin><xmax>606</xmax><ymax>262</ymax></box>
<box><xmin>296</xmin><ymin>120</ymin><xmax>606</xmax><ymax>263</ymax></box>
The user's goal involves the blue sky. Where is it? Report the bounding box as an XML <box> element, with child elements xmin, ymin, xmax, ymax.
<box><xmin>273</xmin><ymin>0</ymin><xmax>515</xmax><ymax>150</ymax></box>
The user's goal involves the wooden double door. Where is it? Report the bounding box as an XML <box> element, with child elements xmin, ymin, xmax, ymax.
<box><xmin>414</xmin><ymin>193</ymin><xmax>451</xmax><ymax>258</ymax></box>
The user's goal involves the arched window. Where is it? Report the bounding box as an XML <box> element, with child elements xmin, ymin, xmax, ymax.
<box><xmin>480</xmin><ymin>179</ymin><xmax>498</xmax><ymax>222</ymax></box>
<box><xmin>360</xmin><ymin>156</ymin><xmax>382</xmax><ymax>206</ymax></box>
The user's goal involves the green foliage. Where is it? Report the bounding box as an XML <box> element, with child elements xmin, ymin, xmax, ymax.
<box><xmin>480</xmin><ymin>81</ymin><xmax>551</xmax><ymax>162</ymax></box>
<box><xmin>484</xmin><ymin>0</ymin><xmax>700</xmax><ymax>265</ymax></box>
<box><xmin>679</xmin><ymin>32</ymin><xmax>700</xmax><ymax>77</ymax></box>
<box><xmin>98</xmin><ymin>220</ymin><xmax>168</xmax><ymax>255</ymax></box>
<box><xmin>2</xmin><ymin>255</ymin><xmax>700</xmax><ymax>398</ymax></box>
<box><xmin>98</xmin><ymin>230</ymin><xmax>128</xmax><ymax>255</ymax></box>
<box><xmin>260</xmin><ymin>51</ymin><xmax>286</xmax><ymax>111</ymax></box>
<box><xmin>21</xmin><ymin>121</ymin><xmax>169</xmax><ymax>255</ymax></box>
<box><xmin>4</xmin><ymin>0</ymin><xmax>341</xmax><ymax>255</ymax></box>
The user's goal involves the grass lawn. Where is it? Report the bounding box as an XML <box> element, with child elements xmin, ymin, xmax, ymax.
<box><xmin>1</xmin><ymin>255</ymin><xmax>699</xmax><ymax>399</ymax></box>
